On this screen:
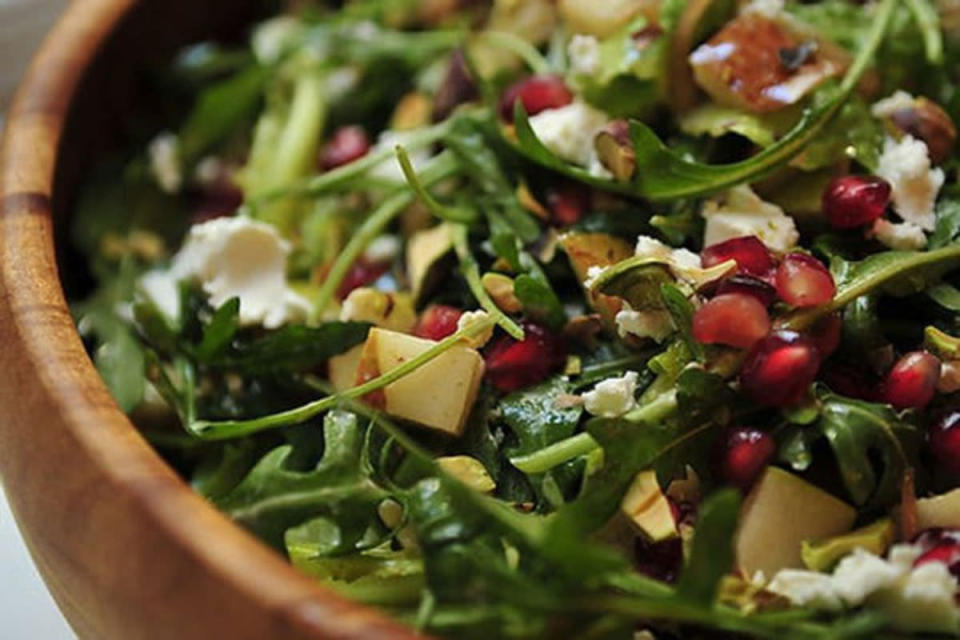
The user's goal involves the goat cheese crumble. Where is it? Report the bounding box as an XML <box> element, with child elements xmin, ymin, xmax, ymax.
<box><xmin>528</xmin><ymin>101</ymin><xmax>611</xmax><ymax>174</ymax></box>
<box><xmin>615</xmin><ymin>305</ymin><xmax>676</xmax><ymax>342</ymax></box>
<box><xmin>871</xmin><ymin>219</ymin><xmax>928</xmax><ymax>250</ymax></box>
<box><xmin>568</xmin><ymin>34</ymin><xmax>602</xmax><ymax>76</ymax></box>
<box><xmin>876</xmin><ymin>134</ymin><xmax>944</xmax><ymax>231</ymax></box>
<box><xmin>148</xmin><ymin>132</ymin><xmax>183</xmax><ymax>194</ymax></box>
<box><xmin>139</xmin><ymin>217</ymin><xmax>310</xmax><ymax>328</ymax></box>
<box><xmin>701</xmin><ymin>185</ymin><xmax>799</xmax><ymax>252</ymax></box>
<box><xmin>582</xmin><ymin>371</ymin><xmax>639</xmax><ymax>417</ymax></box>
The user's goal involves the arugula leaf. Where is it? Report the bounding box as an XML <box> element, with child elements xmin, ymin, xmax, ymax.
<box><xmin>499</xmin><ymin>377</ymin><xmax>583</xmax><ymax>457</ymax></box>
<box><xmin>513</xmin><ymin>274</ymin><xmax>565</xmax><ymax>330</ymax></box>
<box><xmin>208</xmin><ymin>322</ymin><xmax>369</xmax><ymax>373</ymax></box>
<box><xmin>926</xmin><ymin>282</ymin><xmax>960</xmax><ymax>311</ymax></box>
<box><xmin>194</xmin><ymin>297</ymin><xmax>240</xmax><ymax>361</ymax></box>
<box><xmin>815</xmin><ymin>390</ymin><xmax>918</xmax><ymax>507</ymax></box>
<box><xmin>93</xmin><ymin>320</ymin><xmax>147</xmax><ymax>412</ymax></box>
<box><xmin>511</xmin><ymin>0</ymin><xmax>897</xmax><ymax>201</ymax></box>
<box><xmin>675</xmin><ymin>489</ymin><xmax>740</xmax><ymax>607</ymax></box>
<box><xmin>217</xmin><ymin>410</ymin><xmax>388</xmax><ymax>548</ymax></box>
<box><xmin>929</xmin><ymin>198</ymin><xmax>960</xmax><ymax>249</ymax></box>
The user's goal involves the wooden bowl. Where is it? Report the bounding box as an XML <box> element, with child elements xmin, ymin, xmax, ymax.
<box><xmin>0</xmin><ymin>1</ymin><xmax>421</xmax><ymax>638</ymax></box>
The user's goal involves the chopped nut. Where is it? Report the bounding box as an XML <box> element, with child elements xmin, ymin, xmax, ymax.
<box><xmin>594</xmin><ymin>120</ymin><xmax>636</xmax><ymax>182</ymax></box>
<box><xmin>888</xmin><ymin>97</ymin><xmax>957</xmax><ymax>164</ymax></box>
<box><xmin>390</xmin><ymin>92</ymin><xmax>433</xmax><ymax>131</ymax></box>
<box><xmin>481</xmin><ymin>272</ymin><xmax>523</xmax><ymax>313</ymax></box>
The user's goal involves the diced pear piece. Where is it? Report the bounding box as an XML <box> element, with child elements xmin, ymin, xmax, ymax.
<box><xmin>356</xmin><ymin>328</ymin><xmax>484</xmax><ymax>436</ymax></box>
<box><xmin>621</xmin><ymin>470</ymin><xmax>678</xmax><ymax>542</ymax></box>
<box><xmin>801</xmin><ymin>519</ymin><xmax>896</xmax><ymax>572</ymax></box>
<box><xmin>558</xmin><ymin>0</ymin><xmax>648</xmax><ymax>38</ymax></box>
<box><xmin>329</xmin><ymin>345</ymin><xmax>364</xmax><ymax>392</ymax></box>
<box><xmin>437</xmin><ymin>456</ymin><xmax>496</xmax><ymax>493</ymax></box>
<box><xmin>406</xmin><ymin>223</ymin><xmax>453</xmax><ymax>303</ymax></box>
<box><xmin>916</xmin><ymin>488</ymin><xmax>960</xmax><ymax>530</ymax></box>
<box><xmin>735</xmin><ymin>468</ymin><xmax>856</xmax><ymax>578</ymax></box>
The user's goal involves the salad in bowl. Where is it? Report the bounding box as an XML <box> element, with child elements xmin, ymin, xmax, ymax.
<box><xmin>72</xmin><ymin>0</ymin><xmax>960</xmax><ymax>637</ymax></box>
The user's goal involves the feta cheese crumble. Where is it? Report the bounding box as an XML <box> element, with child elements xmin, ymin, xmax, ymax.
<box><xmin>528</xmin><ymin>101</ymin><xmax>610</xmax><ymax>170</ymax></box>
<box><xmin>634</xmin><ymin>234</ymin><xmax>735</xmax><ymax>288</ymax></box>
<box><xmin>701</xmin><ymin>185</ymin><xmax>799</xmax><ymax>252</ymax></box>
<box><xmin>148</xmin><ymin>132</ymin><xmax>183</xmax><ymax>194</ymax></box>
<box><xmin>768</xmin><ymin>545</ymin><xmax>960</xmax><ymax>634</ymax></box>
<box><xmin>568</xmin><ymin>34</ymin><xmax>601</xmax><ymax>76</ymax></box>
<box><xmin>582</xmin><ymin>371</ymin><xmax>639</xmax><ymax>417</ymax></box>
<box><xmin>139</xmin><ymin>217</ymin><xmax>310</xmax><ymax>328</ymax></box>
<box><xmin>875</xmin><ymin>134</ymin><xmax>944</xmax><ymax>231</ymax></box>
<box><xmin>871</xmin><ymin>90</ymin><xmax>915</xmax><ymax>119</ymax></box>
<box><xmin>871</xmin><ymin>219</ymin><xmax>928</xmax><ymax>250</ymax></box>
<box><xmin>252</xmin><ymin>16</ymin><xmax>303</xmax><ymax>64</ymax></box>
<box><xmin>370</xmin><ymin>129</ymin><xmax>432</xmax><ymax>182</ymax></box>
<box><xmin>457</xmin><ymin>310</ymin><xmax>494</xmax><ymax>348</ymax></box>
<box><xmin>615</xmin><ymin>305</ymin><xmax>676</xmax><ymax>342</ymax></box>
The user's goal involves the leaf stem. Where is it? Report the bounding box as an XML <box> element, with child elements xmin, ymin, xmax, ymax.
<box><xmin>310</xmin><ymin>151</ymin><xmax>461</xmax><ymax>321</ymax></box>
<box><xmin>450</xmin><ymin>224</ymin><xmax>526</xmax><ymax>340</ymax></box>
<box><xmin>187</xmin><ymin>315</ymin><xmax>497</xmax><ymax>440</ymax></box>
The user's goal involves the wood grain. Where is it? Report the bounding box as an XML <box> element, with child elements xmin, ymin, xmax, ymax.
<box><xmin>0</xmin><ymin>1</ymin><xmax>423</xmax><ymax>638</ymax></box>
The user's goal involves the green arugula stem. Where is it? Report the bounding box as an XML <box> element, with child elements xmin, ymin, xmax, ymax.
<box><xmin>510</xmin><ymin>391</ymin><xmax>679</xmax><ymax>474</ymax></box>
<box><xmin>905</xmin><ymin>0</ymin><xmax>943</xmax><ymax>64</ymax></box>
<box><xmin>396</xmin><ymin>146</ymin><xmax>478</xmax><ymax>224</ymax></box>
<box><xmin>187</xmin><ymin>315</ymin><xmax>497</xmax><ymax>441</ymax></box>
<box><xmin>252</xmin><ymin>120</ymin><xmax>453</xmax><ymax>206</ymax></box>
<box><xmin>311</xmin><ymin>151</ymin><xmax>461</xmax><ymax>321</ymax></box>
<box><xmin>783</xmin><ymin>244</ymin><xmax>960</xmax><ymax>331</ymax></box>
<box><xmin>450</xmin><ymin>224</ymin><xmax>526</xmax><ymax>340</ymax></box>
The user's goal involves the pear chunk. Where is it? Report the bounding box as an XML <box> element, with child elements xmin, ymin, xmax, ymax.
<box><xmin>356</xmin><ymin>328</ymin><xmax>484</xmax><ymax>436</ymax></box>
<box><xmin>621</xmin><ymin>470</ymin><xmax>678</xmax><ymax>542</ymax></box>
<box><xmin>916</xmin><ymin>488</ymin><xmax>960</xmax><ymax>529</ymax></box>
<box><xmin>735</xmin><ymin>468</ymin><xmax>856</xmax><ymax>578</ymax></box>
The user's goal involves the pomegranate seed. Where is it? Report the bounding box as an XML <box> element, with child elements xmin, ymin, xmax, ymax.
<box><xmin>740</xmin><ymin>331</ymin><xmax>822</xmax><ymax>407</ymax></box>
<box><xmin>635</xmin><ymin>536</ymin><xmax>683</xmax><ymax>583</ymax></box>
<box><xmin>930</xmin><ymin>410</ymin><xmax>960</xmax><ymax>476</ymax></box>
<box><xmin>914</xmin><ymin>544</ymin><xmax>960</xmax><ymax>580</ymax></box>
<box><xmin>413</xmin><ymin>305</ymin><xmax>463</xmax><ymax>341</ymax></box>
<box><xmin>499</xmin><ymin>75</ymin><xmax>574</xmax><ymax>122</ymax></box>
<box><xmin>719</xmin><ymin>427</ymin><xmax>776</xmax><ymax>491</ymax></box>
<box><xmin>484</xmin><ymin>323</ymin><xmax>565</xmax><ymax>392</ymax></box>
<box><xmin>715</xmin><ymin>275</ymin><xmax>778</xmax><ymax>307</ymax></box>
<box><xmin>822</xmin><ymin>175</ymin><xmax>891</xmax><ymax>229</ymax></box>
<box><xmin>546</xmin><ymin>182</ymin><xmax>590</xmax><ymax>227</ymax></box>
<box><xmin>913</xmin><ymin>528</ymin><xmax>960</xmax><ymax>552</ymax></box>
<box><xmin>821</xmin><ymin>362</ymin><xmax>878</xmax><ymax>401</ymax></box>
<box><xmin>692</xmin><ymin>293</ymin><xmax>771</xmax><ymax>349</ymax></box>
<box><xmin>319</xmin><ymin>126</ymin><xmax>371</xmax><ymax>171</ymax></box>
<box><xmin>775</xmin><ymin>253</ymin><xmax>836</xmax><ymax>307</ymax></box>
<box><xmin>701</xmin><ymin>236</ymin><xmax>776</xmax><ymax>279</ymax></box>
<box><xmin>808</xmin><ymin>312</ymin><xmax>843</xmax><ymax>358</ymax></box>
<box><xmin>882</xmin><ymin>351</ymin><xmax>941</xmax><ymax>410</ymax></box>
<box><xmin>335</xmin><ymin>259</ymin><xmax>390</xmax><ymax>300</ymax></box>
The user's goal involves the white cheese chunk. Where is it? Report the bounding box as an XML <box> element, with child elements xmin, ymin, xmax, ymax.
<box><xmin>139</xmin><ymin>217</ymin><xmax>310</xmax><ymax>329</ymax></box>
<box><xmin>767</xmin><ymin>570</ymin><xmax>843</xmax><ymax>612</ymax></box>
<box><xmin>871</xmin><ymin>219</ymin><xmax>928</xmax><ymax>250</ymax></box>
<box><xmin>456</xmin><ymin>310</ymin><xmax>494</xmax><ymax>349</ymax></box>
<box><xmin>633</xmin><ymin>234</ymin><xmax>734</xmax><ymax>288</ymax></box>
<box><xmin>528</xmin><ymin>101</ymin><xmax>610</xmax><ymax>169</ymax></box>
<box><xmin>363</xmin><ymin>234</ymin><xmax>401</xmax><ymax>263</ymax></box>
<box><xmin>252</xmin><ymin>16</ymin><xmax>303</xmax><ymax>64</ymax></box>
<box><xmin>876</xmin><ymin>134</ymin><xmax>944</xmax><ymax>231</ymax></box>
<box><xmin>871</xmin><ymin>90</ymin><xmax>915</xmax><ymax>119</ymax></box>
<box><xmin>701</xmin><ymin>185</ymin><xmax>799</xmax><ymax>252</ymax></box>
<box><xmin>568</xmin><ymin>34</ymin><xmax>601</xmax><ymax>76</ymax></box>
<box><xmin>872</xmin><ymin>562</ymin><xmax>960</xmax><ymax>634</ymax></box>
<box><xmin>615</xmin><ymin>305</ymin><xmax>675</xmax><ymax>342</ymax></box>
<box><xmin>740</xmin><ymin>0</ymin><xmax>786</xmax><ymax>18</ymax></box>
<box><xmin>148</xmin><ymin>132</ymin><xmax>183</xmax><ymax>194</ymax></box>
<box><xmin>582</xmin><ymin>371</ymin><xmax>639</xmax><ymax>417</ymax></box>
<box><xmin>832</xmin><ymin>548</ymin><xmax>904</xmax><ymax>606</ymax></box>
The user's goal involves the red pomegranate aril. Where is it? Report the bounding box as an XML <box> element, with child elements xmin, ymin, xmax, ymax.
<box><xmin>335</xmin><ymin>259</ymin><xmax>390</xmax><ymax>300</ymax></box>
<box><xmin>546</xmin><ymin>183</ymin><xmax>590</xmax><ymax>227</ymax></box>
<box><xmin>913</xmin><ymin>528</ymin><xmax>960</xmax><ymax>553</ymax></box>
<box><xmin>775</xmin><ymin>253</ymin><xmax>836</xmax><ymax>307</ymax></box>
<box><xmin>930</xmin><ymin>410</ymin><xmax>960</xmax><ymax>476</ymax></box>
<box><xmin>720</xmin><ymin>427</ymin><xmax>776</xmax><ymax>491</ymax></box>
<box><xmin>914</xmin><ymin>544</ymin><xmax>960</xmax><ymax>580</ymax></box>
<box><xmin>484</xmin><ymin>323</ymin><xmax>565</xmax><ymax>392</ymax></box>
<box><xmin>635</xmin><ymin>536</ymin><xmax>684</xmax><ymax>583</ymax></box>
<box><xmin>498</xmin><ymin>75</ymin><xmax>574</xmax><ymax>122</ymax></box>
<box><xmin>808</xmin><ymin>312</ymin><xmax>843</xmax><ymax>358</ymax></box>
<box><xmin>740</xmin><ymin>331</ymin><xmax>822</xmax><ymax>407</ymax></box>
<box><xmin>414</xmin><ymin>305</ymin><xmax>463</xmax><ymax>341</ymax></box>
<box><xmin>319</xmin><ymin>126</ymin><xmax>371</xmax><ymax>171</ymax></box>
<box><xmin>692</xmin><ymin>293</ymin><xmax>771</xmax><ymax>349</ymax></box>
<box><xmin>715</xmin><ymin>275</ymin><xmax>778</xmax><ymax>307</ymax></box>
<box><xmin>701</xmin><ymin>236</ymin><xmax>776</xmax><ymax>279</ymax></box>
<box><xmin>822</xmin><ymin>175</ymin><xmax>891</xmax><ymax>229</ymax></box>
<box><xmin>882</xmin><ymin>351</ymin><xmax>941</xmax><ymax>410</ymax></box>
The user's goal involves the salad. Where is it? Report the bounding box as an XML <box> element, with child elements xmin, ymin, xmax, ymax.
<box><xmin>73</xmin><ymin>0</ymin><xmax>960</xmax><ymax>637</ymax></box>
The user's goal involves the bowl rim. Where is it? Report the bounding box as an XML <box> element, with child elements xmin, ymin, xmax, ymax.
<box><xmin>0</xmin><ymin>1</ymin><xmax>421</xmax><ymax>638</ymax></box>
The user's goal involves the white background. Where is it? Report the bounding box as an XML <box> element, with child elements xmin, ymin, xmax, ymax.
<box><xmin>2</xmin><ymin>0</ymin><xmax>77</xmax><ymax>637</ymax></box>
